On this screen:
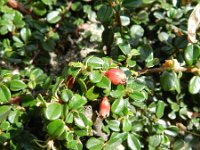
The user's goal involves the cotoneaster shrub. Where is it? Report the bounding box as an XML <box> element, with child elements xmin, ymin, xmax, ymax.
<box><xmin>0</xmin><ymin>0</ymin><xmax>200</xmax><ymax>150</ymax></box>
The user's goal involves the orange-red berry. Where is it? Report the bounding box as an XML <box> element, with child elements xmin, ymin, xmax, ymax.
<box><xmin>105</xmin><ymin>68</ymin><xmax>126</xmax><ymax>85</ymax></box>
<box><xmin>99</xmin><ymin>97</ymin><xmax>110</xmax><ymax>119</ymax></box>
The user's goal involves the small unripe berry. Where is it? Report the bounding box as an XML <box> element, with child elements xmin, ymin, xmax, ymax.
<box><xmin>99</xmin><ymin>97</ymin><xmax>110</xmax><ymax>119</ymax></box>
<box><xmin>105</xmin><ymin>68</ymin><xmax>126</xmax><ymax>85</ymax></box>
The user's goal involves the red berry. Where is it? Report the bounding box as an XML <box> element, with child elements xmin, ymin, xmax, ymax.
<box><xmin>105</xmin><ymin>68</ymin><xmax>126</xmax><ymax>85</ymax></box>
<box><xmin>99</xmin><ymin>97</ymin><xmax>110</xmax><ymax>118</ymax></box>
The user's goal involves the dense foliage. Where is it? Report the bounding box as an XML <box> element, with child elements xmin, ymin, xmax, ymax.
<box><xmin>0</xmin><ymin>0</ymin><xmax>200</xmax><ymax>149</ymax></box>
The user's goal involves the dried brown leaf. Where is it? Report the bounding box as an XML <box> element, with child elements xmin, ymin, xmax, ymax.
<box><xmin>187</xmin><ymin>3</ymin><xmax>200</xmax><ymax>43</ymax></box>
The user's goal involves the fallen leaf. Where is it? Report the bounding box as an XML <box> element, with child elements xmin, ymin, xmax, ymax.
<box><xmin>187</xmin><ymin>3</ymin><xmax>200</xmax><ymax>43</ymax></box>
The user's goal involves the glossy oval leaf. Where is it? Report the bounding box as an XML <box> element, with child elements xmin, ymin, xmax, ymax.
<box><xmin>20</xmin><ymin>28</ymin><xmax>31</xmax><ymax>42</ymax></box>
<box><xmin>89</xmin><ymin>71</ymin><xmax>103</xmax><ymax>83</ymax></box>
<box><xmin>47</xmin><ymin>10</ymin><xmax>61</xmax><ymax>24</ymax></box>
<box><xmin>127</xmin><ymin>133</ymin><xmax>141</xmax><ymax>150</ymax></box>
<box><xmin>96</xmin><ymin>76</ymin><xmax>111</xmax><ymax>90</ymax></box>
<box><xmin>108</xmin><ymin>120</ymin><xmax>120</xmax><ymax>132</ymax></box>
<box><xmin>189</xmin><ymin>76</ymin><xmax>200</xmax><ymax>94</ymax></box>
<box><xmin>122</xmin><ymin>118</ymin><xmax>132</xmax><ymax>132</ymax></box>
<box><xmin>111</xmin><ymin>98</ymin><xmax>125</xmax><ymax>115</ymax></box>
<box><xmin>30</xmin><ymin>68</ymin><xmax>44</xmax><ymax>81</ymax></box>
<box><xmin>160</xmin><ymin>71</ymin><xmax>179</xmax><ymax>92</ymax></box>
<box><xmin>104</xmin><ymin>132</ymin><xmax>128</xmax><ymax>150</ymax></box>
<box><xmin>129</xmin><ymin>91</ymin><xmax>146</xmax><ymax>102</ymax></box>
<box><xmin>61</xmin><ymin>89</ymin><xmax>73</xmax><ymax>102</ymax></box>
<box><xmin>78</xmin><ymin>78</ymin><xmax>87</xmax><ymax>93</ymax></box>
<box><xmin>47</xmin><ymin>119</ymin><xmax>65</xmax><ymax>138</ymax></box>
<box><xmin>68</xmin><ymin>94</ymin><xmax>87</xmax><ymax>109</ymax></box>
<box><xmin>156</xmin><ymin>101</ymin><xmax>165</xmax><ymax>119</ymax></box>
<box><xmin>10</xmin><ymin>79</ymin><xmax>27</xmax><ymax>91</ymax></box>
<box><xmin>164</xmin><ymin>126</ymin><xmax>179</xmax><ymax>137</ymax></box>
<box><xmin>32</xmin><ymin>2</ymin><xmax>47</xmax><ymax>16</ymax></box>
<box><xmin>184</xmin><ymin>44</ymin><xmax>200</xmax><ymax>66</ymax></box>
<box><xmin>130</xmin><ymin>25</ymin><xmax>144</xmax><ymax>38</ymax></box>
<box><xmin>120</xmin><ymin>16</ymin><xmax>130</xmax><ymax>26</ymax></box>
<box><xmin>149</xmin><ymin>135</ymin><xmax>161</xmax><ymax>147</ymax></box>
<box><xmin>86</xmin><ymin>137</ymin><xmax>104</xmax><ymax>150</ymax></box>
<box><xmin>123</xmin><ymin>0</ymin><xmax>142</xmax><ymax>8</ymax></box>
<box><xmin>86</xmin><ymin>86</ymin><xmax>99</xmax><ymax>101</ymax></box>
<box><xmin>97</xmin><ymin>5</ymin><xmax>113</xmax><ymax>23</ymax></box>
<box><xmin>45</xmin><ymin>103</ymin><xmax>62</xmax><ymax>120</ymax></box>
<box><xmin>85</xmin><ymin>56</ymin><xmax>104</xmax><ymax>69</ymax></box>
<box><xmin>0</xmin><ymin>84</ymin><xmax>11</xmax><ymax>103</ymax></box>
<box><xmin>0</xmin><ymin>106</ymin><xmax>11</xmax><ymax>123</ymax></box>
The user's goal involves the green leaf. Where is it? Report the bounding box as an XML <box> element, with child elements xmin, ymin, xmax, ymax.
<box><xmin>156</xmin><ymin>101</ymin><xmax>165</xmax><ymax>118</ymax></box>
<box><xmin>45</xmin><ymin>103</ymin><xmax>62</xmax><ymax>120</ymax></box>
<box><xmin>65</xmin><ymin>112</ymin><xmax>74</xmax><ymax>123</ymax></box>
<box><xmin>120</xmin><ymin>16</ymin><xmax>130</xmax><ymax>26</ymax></box>
<box><xmin>10</xmin><ymin>79</ymin><xmax>27</xmax><ymax>91</ymax></box>
<box><xmin>129</xmin><ymin>91</ymin><xmax>146</xmax><ymax>102</ymax></box>
<box><xmin>160</xmin><ymin>71</ymin><xmax>180</xmax><ymax>92</ymax></box>
<box><xmin>149</xmin><ymin>135</ymin><xmax>161</xmax><ymax>147</ymax></box>
<box><xmin>158</xmin><ymin>32</ymin><xmax>169</xmax><ymax>42</ymax></box>
<box><xmin>127</xmin><ymin>59</ymin><xmax>136</xmax><ymax>67</ymax></box>
<box><xmin>139</xmin><ymin>44</ymin><xmax>153</xmax><ymax>64</ymax></box>
<box><xmin>30</xmin><ymin>68</ymin><xmax>44</xmax><ymax>81</ymax></box>
<box><xmin>61</xmin><ymin>89</ymin><xmax>73</xmax><ymax>102</ymax></box>
<box><xmin>119</xmin><ymin>43</ymin><xmax>132</xmax><ymax>55</ymax></box>
<box><xmin>67</xmin><ymin>139</ymin><xmax>83</xmax><ymax>150</ymax></box>
<box><xmin>0</xmin><ymin>121</ymin><xmax>10</xmax><ymax>131</ymax></box>
<box><xmin>127</xmin><ymin>81</ymin><xmax>146</xmax><ymax>91</ymax></box>
<box><xmin>32</xmin><ymin>2</ymin><xmax>47</xmax><ymax>16</ymax></box>
<box><xmin>86</xmin><ymin>137</ymin><xmax>104</xmax><ymax>150</ymax></box>
<box><xmin>20</xmin><ymin>28</ymin><xmax>31</xmax><ymax>43</ymax></box>
<box><xmin>89</xmin><ymin>71</ymin><xmax>103</xmax><ymax>83</ymax></box>
<box><xmin>0</xmin><ymin>84</ymin><xmax>11</xmax><ymax>103</ymax></box>
<box><xmin>189</xmin><ymin>76</ymin><xmax>200</xmax><ymax>94</ymax></box>
<box><xmin>184</xmin><ymin>44</ymin><xmax>200</xmax><ymax>66</ymax></box>
<box><xmin>47</xmin><ymin>119</ymin><xmax>65</xmax><ymax>138</ymax></box>
<box><xmin>97</xmin><ymin>5</ymin><xmax>113</xmax><ymax>23</ymax></box>
<box><xmin>8</xmin><ymin>109</ymin><xmax>21</xmax><ymax>124</ymax></box>
<box><xmin>127</xmin><ymin>134</ymin><xmax>141</xmax><ymax>150</ymax></box>
<box><xmin>78</xmin><ymin>79</ymin><xmax>87</xmax><ymax>93</ymax></box>
<box><xmin>123</xmin><ymin>0</ymin><xmax>142</xmax><ymax>8</ymax></box>
<box><xmin>42</xmin><ymin>0</ymin><xmax>56</xmax><ymax>6</ymax></box>
<box><xmin>164</xmin><ymin>126</ymin><xmax>179</xmax><ymax>137</ymax></box>
<box><xmin>111</xmin><ymin>98</ymin><xmax>126</xmax><ymax>115</ymax></box>
<box><xmin>47</xmin><ymin>10</ymin><xmax>61</xmax><ymax>24</ymax></box>
<box><xmin>0</xmin><ymin>106</ymin><xmax>11</xmax><ymax>123</ymax></box>
<box><xmin>14</xmin><ymin>11</ymin><xmax>25</xmax><ymax>28</ymax></box>
<box><xmin>86</xmin><ymin>86</ymin><xmax>99</xmax><ymax>101</ymax></box>
<box><xmin>108</xmin><ymin>120</ymin><xmax>120</xmax><ymax>131</ymax></box>
<box><xmin>110</xmin><ymin>89</ymin><xmax>125</xmax><ymax>98</ymax></box>
<box><xmin>85</xmin><ymin>56</ymin><xmax>104</xmax><ymax>69</ymax></box>
<box><xmin>104</xmin><ymin>132</ymin><xmax>128</xmax><ymax>150</ymax></box>
<box><xmin>74</xmin><ymin>113</ymin><xmax>91</xmax><ymax>129</ymax></box>
<box><xmin>122</xmin><ymin>118</ymin><xmax>132</xmax><ymax>132</ymax></box>
<box><xmin>71</xmin><ymin>2</ymin><xmax>82</xmax><ymax>11</ymax></box>
<box><xmin>96</xmin><ymin>76</ymin><xmax>111</xmax><ymax>90</ymax></box>
<box><xmin>68</xmin><ymin>94</ymin><xmax>87</xmax><ymax>109</ymax></box>
<box><xmin>130</xmin><ymin>25</ymin><xmax>144</xmax><ymax>38</ymax></box>
<box><xmin>173</xmin><ymin>139</ymin><xmax>185</xmax><ymax>150</ymax></box>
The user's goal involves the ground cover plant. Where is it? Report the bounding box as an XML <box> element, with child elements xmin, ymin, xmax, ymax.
<box><xmin>0</xmin><ymin>0</ymin><xmax>200</xmax><ymax>149</ymax></box>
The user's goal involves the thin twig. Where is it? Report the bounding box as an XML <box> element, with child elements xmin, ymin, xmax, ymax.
<box><xmin>7</xmin><ymin>0</ymin><xmax>31</xmax><ymax>15</ymax></box>
<box><xmin>138</xmin><ymin>67</ymin><xmax>199</xmax><ymax>75</ymax></box>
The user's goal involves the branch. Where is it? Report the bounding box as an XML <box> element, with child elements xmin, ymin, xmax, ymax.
<box><xmin>138</xmin><ymin>67</ymin><xmax>199</xmax><ymax>75</ymax></box>
<box><xmin>7</xmin><ymin>0</ymin><xmax>31</xmax><ymax>15</ymax></box>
